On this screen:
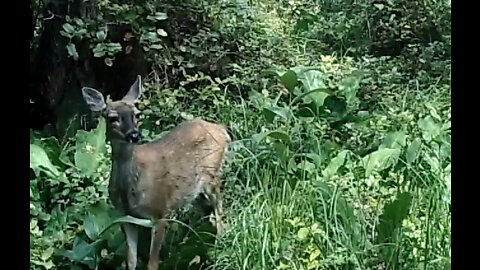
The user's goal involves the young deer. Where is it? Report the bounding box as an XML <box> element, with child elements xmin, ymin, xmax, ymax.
<box><xmin>81</xmin><ymin>76</ymin><xmax>230</xmax><ymax>270</ymax></box>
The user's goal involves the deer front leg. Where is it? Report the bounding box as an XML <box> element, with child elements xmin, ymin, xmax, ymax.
<box><xmin>207</xmin><ymin>182</ymin><xmax>225</xmax><ymax>236</ymax></box>
<box><xmin>123</xmin><ymin>223</ymin><xmax>139</xmax><ymax>270</ymax></box>
<box><xmin>147</xmin><ymin>219</ymin><xmax>166</xmax><ymax>270</ymax></box>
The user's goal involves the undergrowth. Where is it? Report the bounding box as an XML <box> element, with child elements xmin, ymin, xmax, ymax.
<box><xmin>30</xmin><ymin>0</ymin><xmax>451</xmax><ymax>269</ymax></box>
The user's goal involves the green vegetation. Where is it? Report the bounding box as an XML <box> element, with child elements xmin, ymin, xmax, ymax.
<box><xmin>30</xmin><ymin>0</ymin><xmax>451</xmax><ymax>269</ymax></box>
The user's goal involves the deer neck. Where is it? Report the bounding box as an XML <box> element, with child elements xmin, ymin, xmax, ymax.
<box><xmin>111</xmin><ymin>140</ymin><xmax>136</xmax><ymax>163</ymax></box>
<box><xmin>109</xmin><ymin>140</ymin><xmax>139</xmax><ymax>213</ymax></box>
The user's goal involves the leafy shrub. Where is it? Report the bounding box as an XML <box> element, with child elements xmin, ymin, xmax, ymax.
<box><xmin>30</xmin><ymin>0</ymin><xmax>450</xmax><ymax>269</ymax></box>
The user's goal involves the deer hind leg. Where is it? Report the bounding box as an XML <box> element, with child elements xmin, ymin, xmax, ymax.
<box><xmin>122</xmin><ymin>223</ymin><xmax>139</xmax><ymax>270</ymax></box>
<box><xmin>147</xmin><ymin>219</ymin><xmax>167</xmax><ymax>270</ymax></box>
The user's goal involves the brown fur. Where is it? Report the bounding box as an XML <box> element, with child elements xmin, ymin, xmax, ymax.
<box><xmin>81</xmin><ymin>76</ymin><xmax>230</xmax><ymax>270</ymax></box>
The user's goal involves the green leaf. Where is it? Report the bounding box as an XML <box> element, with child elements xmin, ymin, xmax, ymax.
<box><xmin>74</xmin><ymin>118</ymin><xmax>106</xmax><ymax>176</ymax></box>
<box><xmin>157</xmin><ymin>28</ymin><xmax>168</xmax><ymax>37</ymax></box>
<box><xmin>338</xmin><ymin>72</ymin><xmax>362</xmax><ymax>111</ymax></box>
<box><xmin>262</xmin><ymin>106</ymin><xmax>292</xmax><ymax>123</ymax></box>
<box><xmin>41</xmin><ymin>247</ymin><xmax>55</xmax><ymax>261</ymax></box>
<box><xmin>309</xmin><ymin>248</ymin><xmax>321</xmax><ymax>262</ymax></box>
<box><xmin>73</xmin><ymin>18</ymin><xmax>84</xmax><ymax>26</ymax></box>
<box><xmin>279</xmin><ymin>70</ymin><xmax>298</xmax><ymax>92</ymax></box>
<box><xmin>273</xmin><ymin>142</ymin><xmax>289</xmax><ymax>163</ymax></box>
<box><xmin>406</xmin><ymin>138</ymin><xmax>422</xmax><ymax>164</ymax></box>
<box><xmin>189</xmin><ymin>255</ymin><xmax>201</xmax><ymax>267</ymax></box>
<box><xmin>297</xmin><ymin>227</ymin><xmax>309</xmax><ymax>240</ymax></box>
<box><xmin>297</xmin><ymin>160</ymin><xmax>315</xmax><ymax>173</ymax></box>
<box><xmin>376</xmin><ymin>192</ymin><xmax>413</xmax><ymax>244</ymax></box>
<box><xmin>105</xmin><ymin>43</ymin><xmax>122</xmax><ymax>54</ymax></box>
<box><xmin>297</xmin><ymin>89</ymin><xmax>331</xmax><ymax>108</ymax></box>
<box><xmin>374</xmin><ymin>3</ymin><xmax>384</xmax><ymax>10</ymax></box>
<box><xmin>362</xmin><ymin>148</ymin><xmax>401</xmax><ymax>177</ymax></box>
<box><xmin>252</xmin><ymin>130</ymin><xmax>291</xmax><ymax>144</ymax></box>
<box><xmin>30</xmin><ymin>144</ymin><xmax>60</xmax><ymax>178</ymax></box>
<box><xmin>98</xmin><ymin>216</ymin><xmax>155</xmax><ymax>237</ymax></box>
<box><xmin>57</xmin><ymin>238</ymin><xmax>105</xmax><ymax>265</ymax></box>
<box><xmin>84</xmin><ymin>214</ymin><xmax>101</xmax><ymax>241</ymax></box>
<box><xmin>380</xmin><ymin>131</ymin><xmax>406</xmax><ymax>149</ymax></box>
<box><xmin>66</xmin><ymin>43</ymin><xmax>79</xmax><ymax>61</ymax></box>
<box><xmin>322</xmin><ymin>150</ymin><xmax>349</xmax><ymax>178</ymax></box>
<box><xmin>298</xmin><ymin>70</ymin><xmax>329</xmax><ymax>106</ymax></box>
<box><xmin>96</xmin><ymin>30</ymin><xmax>107</xmax><ymax>41</ymax></box>
<box><xmin>299</xmin><ymin>70</ymin><xmax>326</xmax><ymax>92</ymax></box>
<box><xmin>62</xmin><ymin>23</ymin><xmax>75</xmax><ymax>34</ymax></box>
<box><xmin>440</xmin><ymin>141</ymin><xmax>451</xmax><ymax>161</ymax></box>
<box><xmin>418</xmin><ymin>116</ymin><xmax>441</xmax><ymax>142</ymax></box>
<box><xmin>154</xmin><ymin>12</ymin><xmax>168</xmax><ymax>21</ymax></box>
<box><xmin>92</xmin><ymin>43</ymin><xmax>106</xmax><ymax>58</ymax></box>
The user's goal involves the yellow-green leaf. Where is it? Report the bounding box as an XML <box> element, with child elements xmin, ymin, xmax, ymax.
<box><xmin>41</xmin><ymin>247</ymin><xmax>54</xmax><ymax>261</ymax></box>
<box><xmin>309</xmin><ymin>248</ymin><xmax>321</xmax><ymax>262</ymax></box>
<box><xmin>297</xmin><ymin>227</ymin><xmax>309</xmax><ymax>240</ymax></box>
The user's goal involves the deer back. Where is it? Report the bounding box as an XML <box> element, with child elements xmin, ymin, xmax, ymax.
<box><xmin>132</xmin><ymin>118</ymin><xmax>230</xmax><ymax>218</ymax></box>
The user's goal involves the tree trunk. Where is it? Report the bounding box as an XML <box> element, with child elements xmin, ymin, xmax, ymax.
<box><xmin>30</xmin><ymin>0</ymin><xmax>149</xmax><ymax>134</ymax></box>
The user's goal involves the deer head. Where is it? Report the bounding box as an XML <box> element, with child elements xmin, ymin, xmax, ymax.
<box><xmin>82</xmin><ymin>75</ymin><xmax>143</xmax><ymax>143</ymax></box>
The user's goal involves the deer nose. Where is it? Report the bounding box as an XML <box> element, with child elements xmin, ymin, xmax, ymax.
<box><xmin>126</xmin><ymin>130</ymin><xmax>140</xmax><ymax>143</ymax></box>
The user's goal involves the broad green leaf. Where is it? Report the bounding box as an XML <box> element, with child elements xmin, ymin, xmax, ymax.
<box><xmin>252</xmin><ymin>130</ymin><xmax>290</xmax><ymax>144</ymax></box>
<box><xmin>74</xmin><ymin>118</ymin><xmax>106</xmax><ymax>176</ymax></box>
<box><xmin>374</xmin><ymin>3</ymin><xmax>384</xmax><ymax>10</ymax></box>
<box><xmin>278</xmin><ymin>261</ymin><xmax>290</xmax><ymax>269</ymax></box>
<box><xmin>84</xmin><ymin>203</ymin><xmax>115</xmax><ymax>243</ymax></box>
<box><xmin>30</xmin><ymin>144</ymin><xmax>60</xmax><ymax>178</ymax></box>
<box><xmin>98</xmin><ymin>216</ymin><xmax>155</xmax><ymax>237</ymax></box>
<box><xmin>57</xmin><ymin>238</ymin><xmax>105</xmax><ymax>266</ymax></box>
<box><xmin>376</xmin><ymin>192</ymin><xmax>413</xmax><ymax>244</ymax></box>
<box><xmin>297</xmin><ymin>160</ymin><xmax>316</xmax><ymax>173</ymax></box>
<box><xmin>362</xmin><ymin>148</ymin><xmax>401</xmax><ymax>177</ymax></box>
<box><xmin>418</xmin><ymin>116</ymin><xmax>442</xmax><ymax>141</ymax></box>
<box><xmin>298</xmin><ymin>70</ymin><xmax>329</xmax><ymax>107</ymax></box>
<box><xmin>279</xmin><ymin>70</ymin><xmax>298</xmax><ymax>92</ymax></box>
<box><xmin>308</xmin><ymin>260</ymin><xmax>320</xmax><ymax>270</ymax></box>
<box><xmin>309</xmin><ymin>248</ymin><xmax>321</xmax><ymax>261</ymax></box>
<box><xmin>380</xmin><ymin>131</ymin><xmax>406</xmax><ymax>149</ymax></box>
<box><xmin>273</xmin><ymin>142</ymin><xmax>289</xmax><ymax>163</ymax></box>
<box><xmin>306</xmin><ymin>153</ymin><xmax>322</xmax><ymax>166</ymax></box>
<box><xmin>440</xmin><ymin>141</ymin><xmax>451</xmax><ymax>161</ymax></box>
<box><xmin>73</xmin><ymin>18</ymin><xmax>84</xmax><ymax>26</ymax></box>
<box><xmin>41</xmin><ymin>247</ymin><xmax>54</xmax><ymax>261</ymax></box>
<box><xmin>299</xmin><ymin>70</ymin><xmax>326</xmax><ymax>91</ymax></box>
<box><xmin>84</xmin><ymin>214</ymin><xmax>101</xmax><ymax>241</ymax></box>
<box><xmin>157</xmin><ymin>28</ymin><xmax>168</xmax><ymax>37</ymax></box>
<box><xmin>43</xmin><ymin>261</ymin><xmax>55</xmax><ymax>270</ymax></box>
<box><xmin>425</xmin><ymin>154</ymin><xmax>440</xmax><ymax>172</ymax></box>
<box><xmin>62</xmin><ymin>23</ymin><xmax>75</xmax><ymax>34</ymax></box>
<box><xmin>95</xmin><ymin>30</ymin><xmax>107</xmax><ymax>41</ymax></box>
<box><xmin>262</xmin><ymin>106</ymin><xmax>292</xmax><ymax>123</ymax></box>
<box><xmin>154</xmin><ymin>12</ymin><xmax>168</xmax><ymax>21</ymax></box>
<box><xmin>322</xmin><ymin>150</ymin><xmax>349</xmax><ymax>178</ymax></box>
<box><xmin>299</xmin><ymin>89</ymin><xmax>331</xmax><ymax>108</ymax></box>
<box><xmin>297</xmin><ymin>227</ymin><xmax>309</xmax><ymax>240</ymax></box>
<box><xmin>32</xmin><ymin>260</ymin><xmax>55</xmax><ymax>270</ymax></box>
<box><xmin>406</xmin><ymin>138</ymin><xmax>422</xmax><ymax>164</ymax></box>
<box><xmin>338</xmin><ymin>72</ymin><xmax>362</xmax><ymax>111</ymax></box>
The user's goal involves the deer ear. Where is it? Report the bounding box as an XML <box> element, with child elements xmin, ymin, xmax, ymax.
<box><xmin>122</xmin><ymin>75</ymin><xmax>142</xmax><ymax>103</ymax></box>
<box><xmin>82</xmin><ymin>87</ymin><xmax>107</xmax><ymax>113</ymax></box>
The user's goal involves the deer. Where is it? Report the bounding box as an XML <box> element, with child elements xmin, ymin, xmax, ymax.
<box><xmin>81</xmin><ymin>75</ymin><xmax>231</xmax><ymax>270</ymax></box>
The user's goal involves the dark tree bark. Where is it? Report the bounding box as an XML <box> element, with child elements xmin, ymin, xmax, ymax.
<box><xmin>30</xmin><ymin>0</ymin><xmax>149</xmax><ymax>134</ymax></box>
<box><xmin>30</xmin><ymin>0</ymin><xmax>70</xmax><ymax>130</ymax></box>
